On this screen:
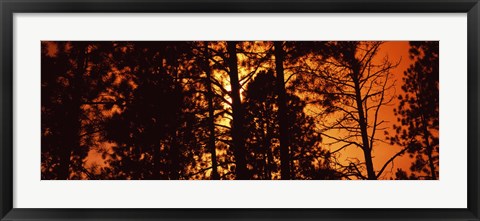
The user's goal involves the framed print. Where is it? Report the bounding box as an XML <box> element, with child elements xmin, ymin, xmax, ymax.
<box><xmin>1</xmin><ymin>0</ymin><xmax>479</xmax><ymax>220</ymax></box>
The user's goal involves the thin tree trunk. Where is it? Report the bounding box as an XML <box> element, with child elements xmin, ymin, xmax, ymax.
<box><xmin>265</xmin><ymin>107</ymin><xmax>274</xmax><ymax>179</ymax></box>
<box><xmin>58</xmin><ymin>43</ymin><xmax>88</xmax><ymax>180</ymax></box>
<box><xmin>274</xmin><ymin>41</ymin><xmax>291</xmax><ymax>180</ymax></box>
<box><xmin>421</xmin><ymin>116</ymin><xmax>437</xmax><ymax>180</ymax></box>
<box><xmin>352</xmin><ymin>68</ymin><xmax>376</xmax><ymax>180</ymax></box>
<box><xmin>227</xmin><ymin>41</ymin><xmax>248</xmax><ymax>179</ymax></box>
<box><xmin>263</xmin><ymin>114</ymin><xmax>272</xmax><ymax>180</ymax></box>
<box><xmin>417</xmin><ymin>69</ymin><xmax>437</xmax><ymax>180</ymax></box>
<box><xmin>203</xmin><ymin>42</ymin><xmax>220</xmax><ymax>180</ymax></box>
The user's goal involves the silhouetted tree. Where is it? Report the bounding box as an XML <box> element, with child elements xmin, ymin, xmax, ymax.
<box><xmin>103</xmin><ymin>73</ymin><xmax>184</xmax><ymax>179</ymax></box>
<box><xmin>202</xmin><ymin>41</ymin><xmax>220</xmax><ymax>179</ymax></box>
<box><xmin>203</xmin><ymin>41</ymin><xmax>273</xmax><ymax>179</ymax></box>
<box><xmin>273</xmin><ymin>41</ymin><xmax>291</xmax><ymax>179</ymax></box>
<box><xmin>226</xmin><ymin>41</ymin><xmax>249</xmax><ymax>179</ymax></box>
<box><xmin>390</xmin><ymin>41</ymin><xmax>439</xmax><ymax>180</ymax></box>
<box><xmin>243</xmin><ymin>71</ymin><xmax>279</xmax><ymax>179</ymax></box>
<box><xmin>243</xmin><ymin>70</ymin><xmax>335</xmax><ymax>179</ymax></box>
<box><xmin>42</xmin><ymin>41</ymin><xmax>115</xmax><ymax>179</ymax></box>
<box><xmin>42</xmin><ymin>42</ymin><xmax>73</xmax><ymax>179</ymax></box>
<box><xmin>314</xmin><ymin>42</ymin><xmax>400</xmax><ymax>179</ymax></box>
<box><xmin>99</xmin><ymin>42</ymin><xmax>202</xmax><ymax>179</ymax></box>
<box><xmin>279</xmin><ymin>41</ymin><xmax>348</xmax><ymax>179</ymax></box>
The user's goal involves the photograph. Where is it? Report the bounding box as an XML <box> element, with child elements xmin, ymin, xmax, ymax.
<box><xmin>41</xmin><ymin>41</ymin><xmax>439</xmax><ymax>180</ymax></box>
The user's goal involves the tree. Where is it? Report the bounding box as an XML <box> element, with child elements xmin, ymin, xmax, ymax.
<box><xmin>202</xmin><ymin>41</ymin><xmax>220</xmax><ymax>179</ymax></box>
<box><xmin>226</xmin><ymin>41</ymin><xmax>249</xmax><ymax>179</ymax></box>
<box><xmin>99</xmin><ymin>42</ymin><xmax>203</xmax><ymax>179</ymax></box>
<box><xmin>42</xmin><ymin>42</ymin><xmax>74</xmax><ymax>179</ymax></box>
<box><xmin>242</xmin><ymin>70</ymin><xmax>334</xmax><ymax>179</ymax></box>
<box><xmin>203</xmin><ymin>41</ymin><xmax>273</xmax><ymax>179</ymax></box>
<box><xmin>390</xmin><ymin>41</ymin><xmax>439</xmax><ymax>180</ymax></box>
<box><xmin>312</xmin><ymin>42</ymin><xmax>400</xmax><ymax>180</ymax></box>
<box><xmin>42</xmin><ymin>41</ymin><xmax>115</xmax><ymax>179</ymax></box>
<box><xmin>242</xmin><ymin>70</ymin><xmax>279</xmax><ymax>179</ymax></box>
<box><xmin>273</xmin><ymin>41</ymin><xmax>291</xmax><ymax>179</ymax></box>
<box><xmin>104</xmin><ymin>74</ymin><xmax>183</xmax><ymax>179</ymax></box>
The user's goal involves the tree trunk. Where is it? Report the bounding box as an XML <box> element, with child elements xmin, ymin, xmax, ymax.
<box><xmin>204</xmin><ymin>42</ymin><xmax>219</xmax><ymax>180</ymax></box>
<box><xmin>227</xmin><ymin>41</ymin><xmax>248</xmax><ymax>179</ymax></box>
<box><xmin>352</xmin><ymin>67</ymin><xmax>376</xmax><ymax>180</ymax></box>
<box><xmin>58</xmin><ymin>43</ymin><xmax>88</xmax><ymax>180</ymax></box>
<box><xmin>421</xmin><ymin>116</ymin><xmax>437</xmax><ymax>180</ymax></box>
<box><xmin>264</xmin><ymin>114</ymin><xmax>272</xmax><ymax>180</ymax></box>
<box><xmin>274</xmin><ymin>41</ymin><xmax>291</xmax><ymax>180</ymax></box>
<box><xmin>265</xmin><ymin>107</ymin><xmax>274</xmax><ymax>179</ymax></box>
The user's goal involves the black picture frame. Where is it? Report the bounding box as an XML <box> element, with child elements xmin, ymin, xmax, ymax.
<box><xmin>1</xmin><ymin>0</ymin><xmax>479</xmax><ymax>220</ymax></box>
